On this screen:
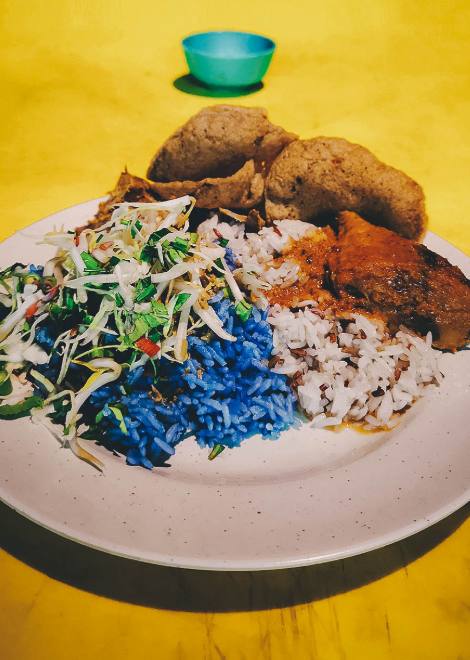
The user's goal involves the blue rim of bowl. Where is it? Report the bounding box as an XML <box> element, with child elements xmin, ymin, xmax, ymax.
<box><xmin>182</xmin><ymin>31</ymin><xmax>276</xmax><ymax>59</ymax></box>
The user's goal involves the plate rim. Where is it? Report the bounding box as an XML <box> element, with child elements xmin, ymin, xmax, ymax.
<box><xmin>1</xmin><ymin>482</ymin><xmax>469</xmax><ymax>571</ymax></box>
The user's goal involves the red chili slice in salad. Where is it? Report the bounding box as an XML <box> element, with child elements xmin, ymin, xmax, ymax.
<box><xmin>135</xmin><ymin>337</ymin><xmax>160</xmax><ymax>358</ymax></box>
<box><xmin>24</xmin><ymin>302</ymin><xmax>39</xmax><ymax>319</ymax></box>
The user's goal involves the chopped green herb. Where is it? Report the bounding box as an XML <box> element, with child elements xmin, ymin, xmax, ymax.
<box><xmin>166</xmin><ymin>248</ymin><xmax>182</xmax><ymax>265</ymax></box>
<box><xmin>0</xmin><ymin>395</ymin><xmax>43</xmax><ymax>420</ymax></box>
<box><xmin>0</xmin><ymin>372</ymin><xmax>12</xmax><ymax>396</ymax></box>
<box><xmin>148</xmin><ymin>327</ymin><xmax>162</xmax><ymax>343</ymax></box>
<box><xmin>140</xmin><ymin>245</ymin><xmax>156</xmax><ymax>263</ymax></box>
<box><xmin>173</xmin><ymin>237</ymin><xmax>190</xmax><ymax>254</ymax></box>
<box><xmin>76</xmin><ymin>345</ymin><xmax>111</xmax><ymax>359</ymax></box>
<box><xmin>53</xmin><ymin>399</ymin><xmax>65</xmax><ymax>412</ymax></box>
<box><xmin>148</xmin><ymin>228</ymin><xmax>170</xmax><ymax>245</ymax></box>
<box><xmin>52</xmin><ymin>398</ymin><xmax>69</xmax><ymax>415</ymax></box>
<box><xmin>174</xmin><ymin>292</ymin><xmax>191</xmax><ymax>312</ymax></box>
<box><xmin>114</xmin><ymin>292</ymin><xmax>124</xmax><ymax>307</ymax></box>
<box><xmin>23</xmin><ymin>274</ymin><xmax>40</xmax><ymax>285</ymax></box>
<box><xmin>113</xmin><ymin>309</ymin><xmax>125</xmax><ymax>337</ymax></box>
<box><xmin>142</xmin><ymin>313</ymin><xmax>162</xmax><ymax>329</ymax></box>
<box><xmin>50</xmin><ymin>303</ymin><xmax>65</xmax><ymax>320</ymax></box>
<box><xmin>128</xmin><ymin>316</ymin><xmax>149</xmax><ymax>342</ymax></box>
<box><xmin>150</xmin><ymin>300</ymin><xmax>169</xmax><ymax>325</ymax></box>
<box><xmin>63</xmin><ymin>288</ymin><xmax>75</xmax><ymax>311</ymax></box>
<box><xmin>208</xmin><ymin>444</ymin><xmax>225</xmax><ymax>460</ymax></box>
<box><xmin>135</xmin><ymin>283</ymin><xmax>157</xmax><ymax>303</ymax></box>
<box><xmin>219</xmin><ymin>238</ymin><xmax>229</xmax><ymax>248</ymax></box>
<box><xmin>48</xmin><ymin>397</ymin><xmax>69</xmax><ymax>424</ymax></box>
<box><xmin>130</xmin><ymin>220</ymin><xmax>143</xmax><ymax>238</ymax></box>
<box><xmin>152</xmin><ymin>259</ymin><xmax>164</xmax><ymax>273</ymax></box>
<box><xmin>235</xmin><ymin>299</ymin><xmax>252</xmax><ymax>322</ymax></box>
<box><xmin>80</xmin><ymin>251</ymin><xmax>102</xmax><ymax>272</ymax></box>
<box><xmin>85</xmin><ymin>282</ymin><xmax>117</xmax><ymax>292</ymax></box>
<box><xmin>108</xmin><ymin>406</ymin><xmax>128</xmax><ymax>435</ymax></box>
<box><xmin>108</xmin><ymin>256</ymin><xmax>120</xmax><ymax>268</ymax></box>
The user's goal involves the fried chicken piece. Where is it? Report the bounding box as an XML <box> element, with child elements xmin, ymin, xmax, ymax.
<box><xmin>329</xmin><ymin>211</ymin><xmax>470</xmax><ymax>350</ymax></box>
<box><xmin>147</xmin><ymin>105</ymin><xmax>296</xmax><ymax>182</ymax></box>
<box><xmin>150</xmin><ymin>160</ymin><xmax>264</xmax><ymax>209</ymax></box>
<box><xmin>265</xmin><ymin>138</ymin><xmax>427</xmax><ymax>239</ymax></box>
<box><xmin>89</xmin><ymin>170</ymin><xmax>158</xmax><ymax>229</ymax></box>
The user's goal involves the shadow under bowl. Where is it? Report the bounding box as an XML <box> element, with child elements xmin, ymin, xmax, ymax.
<box><xmin>182</xmin><ymin>31</ymin><xmax>275</xmax><ymax>89</ymax></box>
<box><xmin>173</xmin><ymin>74</ymin><xmax>263</xmax><ymax>98</ymax></box>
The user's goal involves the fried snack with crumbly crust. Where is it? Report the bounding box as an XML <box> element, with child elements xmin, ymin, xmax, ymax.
<box><xmin>87</xmin><ymin>165</ymin><xmax>264</xmax><ymax>232</ymax></box>
<box><xmin>88</xmin><ymin>170</ymin><xmax>158</xmax><ymax>229</ymax></box>
<box><xmin>150</xmin><ymin>160</ymin><xmax>264</xmax><ymax>209</ymax></box>
<box><xmin>265</xmin><ymin>138</ymin><xmax>426</xmax><ymax>239</ymax></box>
<box><xmin>147</xmin><ymin>105</ymin><xmax>297</xmax><ymax>182</ymax></box>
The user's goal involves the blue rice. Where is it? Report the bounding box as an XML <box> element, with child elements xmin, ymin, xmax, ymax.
<box><xmin>37</xmin><ymin>299</ymin><xmax>296</xmax><ymax>469</ymax></box>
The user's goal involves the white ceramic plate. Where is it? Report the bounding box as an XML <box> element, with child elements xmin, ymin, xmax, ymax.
<box><xmin>0</xmin><ymin>200</ymin><xmax>469</xmax><ymax>571</ymax></box>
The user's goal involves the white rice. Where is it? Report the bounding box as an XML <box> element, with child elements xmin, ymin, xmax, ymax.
<box><xmin>197</xmin><ymin>215</ymin><xmax>317</xmax><ymax>301</ymax></box>
<box><xmin>268</xmin><ymin>305</ymin><xmax>443</xmax><ymax>429</ymax></box>
<box><xmin>197</xmin><ymin>215</ymin><xmax>444</xmax><ymax>429</ymax></box>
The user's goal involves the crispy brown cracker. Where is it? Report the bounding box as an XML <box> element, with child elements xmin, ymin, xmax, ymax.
<box><xmin>151</xmin><ymin>160</ymin><xmax>264</xmax><ymax>209</ymax></box>
<box><xmin>88</xmin><ymin>170</ymin><xmax>158</xmax><ymax>229</ymax></box>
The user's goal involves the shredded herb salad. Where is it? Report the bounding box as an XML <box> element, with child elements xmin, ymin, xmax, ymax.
<box><xmin>0</xmin><ymin>196</ymin><xmax>295</xmax><ymax>470</ymax></box>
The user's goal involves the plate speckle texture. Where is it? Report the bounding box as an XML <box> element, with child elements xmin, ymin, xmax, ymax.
<box><xmin>0</xmin><ymin>200</ymin><xmax>469</xmax><ymax>570</ymax></box>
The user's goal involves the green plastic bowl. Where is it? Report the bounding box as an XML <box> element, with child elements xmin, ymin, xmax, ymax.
<box><xmin>182</xmin><ymin>31</ymin><xmax>276</xmax><ymax>88</ymax></box>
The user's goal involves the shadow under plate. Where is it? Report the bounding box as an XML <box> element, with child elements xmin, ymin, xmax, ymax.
<box><xmin>1</xmin><ymin>501</ymin><xmax>468</xmax><ymax>613</ymax></box>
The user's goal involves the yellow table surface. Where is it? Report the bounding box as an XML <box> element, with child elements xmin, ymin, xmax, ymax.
<box><xmin>0</xmin><ymin>1</ymin><xmax>469</xmax><ymax>658</ymax></box>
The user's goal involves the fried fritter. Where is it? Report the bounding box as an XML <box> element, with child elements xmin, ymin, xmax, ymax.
<box><xmin>265</xmin><ymin>138</ymin><xmax>426</xmax><ymax>239</ymax></box>
<box><xmin>89</xmin><ymin>170</ymin><xmax>158</xmax><ymax>229</ymax></box>
<box><xmin>87</xmin><ymin>165</ymin><xmax>263</xmax><ymax>232</ymax></box>
<box><xmin>150</xmin><ymin>160</ymin><xmax>264</xmax><ymax>209</ymax></box>
<box><xmin>147</xmin><ymin>105</ymin><xmax>296</xmax><ymax>182</ymax></box>
<box><xmin>329</xmin><ymin>211</ymin><xmax>470</xmax><ymax>350</ymax></box>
